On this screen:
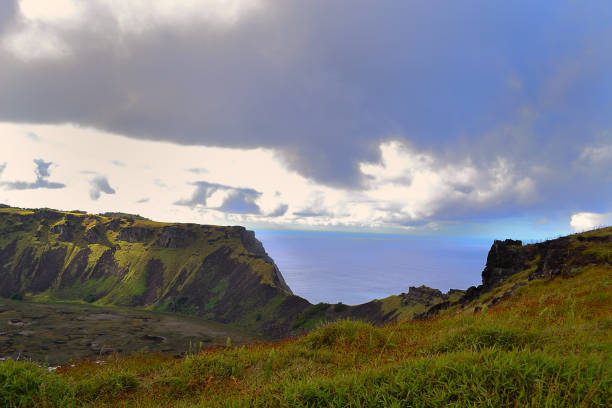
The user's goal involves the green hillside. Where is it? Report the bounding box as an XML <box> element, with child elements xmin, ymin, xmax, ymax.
<box><xmin>1</xmin><ymin>226</ymin><xmax>609</xmax><ymax>407</ymax></box>
<box><xmin>0</xmin><ymin>207</ymin><xmax>305</xmax><ymax>337</ymax></box>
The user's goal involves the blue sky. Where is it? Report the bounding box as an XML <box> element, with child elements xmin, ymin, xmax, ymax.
<box><xmin>0</xmin><ymin>0</ymin><xmax>610</xmax><ymax>238</ymax></box>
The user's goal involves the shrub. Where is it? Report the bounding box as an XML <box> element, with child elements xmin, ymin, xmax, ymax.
<box><xmin>333</xmin><ymin>302</ymin><xmax>348</xmax><ymax>313</ymax></box>
<box><xmin>0</xmin><ymin>361</ymin><xmax>72</xmax><ymax>407</ymax></box>
<box><xmin>292</xmin><ymin>303</ymin><xmax>330</xmax><ymax>329</ymax></box>
<box><xmin>300</xmin><ymin>320</ymin><xmax>388</xmax><ymax>350</ymax></box>
<box><xmin>10</xmin><ymin>293</ymin><xmax>23</xmax><ymax>301</ymax></box>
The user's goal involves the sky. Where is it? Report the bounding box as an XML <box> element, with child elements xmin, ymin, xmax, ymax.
<box><xmin>0</xmin><ymin>0</ymin><xmax>611</xmax><ymax>239</ymax></box>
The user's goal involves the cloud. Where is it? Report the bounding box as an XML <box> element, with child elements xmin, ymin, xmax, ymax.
<box><xmin>26</xmin><ymin>131</ymin><xmax>40</xmax><ymax>141</ymax></box>
<box><xmin>293</xmin><ymin>210</ymin><xmax>329</xmax><ymax>218</ymax></box>
<box><xmin>359</xmin><ymin>141</ymin><xmax>537</xmax><ymax>223</ymax></box>
<box><xmin>0</xmin><ymin>162</ymin><xmax>5</xmax><ymax>176</ymax></box>
<box><xmin>176</xmin><ymin>181</ymin><xmax>261</xmax><ymax>214</ymax></box>
<box><xmin>218</xmin><ymin>190</ymin><xmax>261</xmax><ymax>214</ymax></box>
<box><xmin>0</xmin><ymin>121</ymin><xmax>605</xmax><ymax>236</ymax></box>
<box><xmin>110</xmin><ymin>160</ymin><xmax>125</xmax><ymax>167</ymax></box>
<box><xmin>89</xmin><ymin>175</ymin><xmax>116</xmax><ymax>200</ymax></box>
<box><xmin>269</xmin><ymin>204</ymin><xmax>289</xmax><ymax>217</ymax></box>
<box><xmin>578</xmin><ymin>144</ymin><xmax>612</xmax><ymax>164</ymax></box>
<box><xmin>570</xmin><ymin>212</ymin><xmax>612</xmax><ymax>232</ymax></box>
<box><xmin>0</xmin><ymin>159</ymin><xmax>66</xmax><ymax>190</ymax></box>
<box><xmin>0</xmin><ymin>1</ymin><xmax>609</xmax><ymax>189</ymax></box>
<box><xmin>33</xmin><ymin>158</ymin><xmax>52</xmax><ymax>178</ymax></box>
<box><xmin>187</xmin><ymin>168</ymin><xmax>208</xmax><ymax>174</ymax></box>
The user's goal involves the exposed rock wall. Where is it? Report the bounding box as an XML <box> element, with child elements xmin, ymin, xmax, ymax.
<box><xmin>415</xmin><ymin>228</ymin><xmax>611</xmax><ymax>319</ymax></box>
<box><xmin>239</xmin><ymin>228</ymin><xmax>292</xmax><ymax>294</ymax></box>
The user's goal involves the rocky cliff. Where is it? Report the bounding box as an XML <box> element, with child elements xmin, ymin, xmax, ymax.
<box><xmin>0</xmin><ymin>207</ymin><xmax>307</xmax><ymax>337</ymax></box>
<box><xmin>414</xmin><ymin>227</ymin><xmax>611</xmax><ymax>319</ymax></box>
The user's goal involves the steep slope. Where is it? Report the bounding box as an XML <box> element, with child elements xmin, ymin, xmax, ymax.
<box><xmin>0</xmin><ymin>207</ymin><xmax>307</xmax><ymax>337</ymax></box>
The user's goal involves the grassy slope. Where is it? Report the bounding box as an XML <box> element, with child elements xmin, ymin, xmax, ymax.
<box><xmin>1</xmin><ymin>231</ymin><xmax>610</xmax><ymax>407</ymax></box>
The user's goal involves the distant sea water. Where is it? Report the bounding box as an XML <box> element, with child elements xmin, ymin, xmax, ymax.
<box><xmin>255</xmin><ymin>230</ymin><xmax>492</xmax><ymax>305</ymax></box>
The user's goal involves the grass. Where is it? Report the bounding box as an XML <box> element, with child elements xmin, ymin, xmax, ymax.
<box><xmin>1</xmin><ymin>262</ymin><xmax>609</xmax><ymax>407</ymax></box>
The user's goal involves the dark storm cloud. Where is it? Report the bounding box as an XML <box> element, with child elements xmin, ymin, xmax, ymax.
<box><xmin>0</xmin><ymin>159</ymin><xmax>66</xmax><ymax>190</ymax></box>
<box><xmin>89</xmin><ymin>175</ymin><xmax>116</xmax><ymax>200</ymax></box>
<box><xmin>176</xmin><ymin>181</ymin><xmax>261</xmax><ymax>214</ymax></box>
<box><xmin>0</xmin><ymin>1</ymin><xmax>610</xmax><ymax>218</ymax></box>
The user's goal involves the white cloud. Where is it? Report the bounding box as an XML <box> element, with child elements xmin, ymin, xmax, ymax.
<box><xmin>359</xmin><ymin>141</ymin><xmax>537</xmax><ymax>224</ymax></box>
<box><xmin>570</xmin><ymin>212</ymin><xmax>612</xmax><ymax>232</ymax></box>
<box><xmin>579</xmin><ymin>144</ymin><xmax>612</xmax><ymax>164</ymax></box>
<box><xmin>100</xmin><ymin>0</ymin><xmax>263</xmax><ymax>32</ymax></box>
<box><xmin>19</xmin><ymin>0</ymin><xmax>84</xmax><ymax>22</ymax></box>
<box><xmin>0</xmin><ymin>123</ymin><xmax>542</xmax><ymax>232</ymax></box>
<box><xmin>2</xmin><ymin>24</ymin><xmax>70</xmax><ymax>60</ymax></box>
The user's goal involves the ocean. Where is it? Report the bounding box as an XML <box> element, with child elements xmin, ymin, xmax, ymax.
<box><xmin>255</xmin><ymin>230</ymin><xmax>492</xmax><ymax>305</ymax></box>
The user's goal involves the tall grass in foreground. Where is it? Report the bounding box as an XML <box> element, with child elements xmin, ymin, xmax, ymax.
<box><xmin>1</xmin><ymin>264</ymin><xmax>610</xmax><ymax>407</ymax></box>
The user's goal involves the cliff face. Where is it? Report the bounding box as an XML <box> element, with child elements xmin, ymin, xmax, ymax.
<box><xmin>0</xmin><ymin>207</ymin><xmax>306</xmax><ymax>337</ymax></box>
<box><xmin>415</xmin><ymin>227</ymin><xmax>611</xmax><ymax>319</ymax></box>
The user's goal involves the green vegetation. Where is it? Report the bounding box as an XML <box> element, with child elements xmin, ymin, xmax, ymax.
<box><xmin>0</xmin><ymin>206</ymin><xmax>295</xmax><ymax>336</ymax></box>
<box><xmin>97</xmin><ymin>212</ymin><xmax>150</xmax><ymax>220</ymax></box>
<box><xmin>332</xmin><ymin>302</ymin><xmax>347</xmax><ymax>313</ymax></box>
<box><xmin>10</xmin><ymin>293</ymin><xmax>23</xmax><ymax>301</ymax></box>
<box><xmin>0</xmin><ymin>261</ymin><xmax>609</xmax><ymax>407</ymax></box>
<box><xmin>292</xmin><ymin>302</ymin><xmax>330</xmax><ymax>330</ymax></box>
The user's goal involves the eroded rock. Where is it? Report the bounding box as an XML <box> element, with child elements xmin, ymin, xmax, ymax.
<box><xmin>118</xmin><ymin>227</ymin><xmax>154</xmax><ymax>243</ymax></box>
